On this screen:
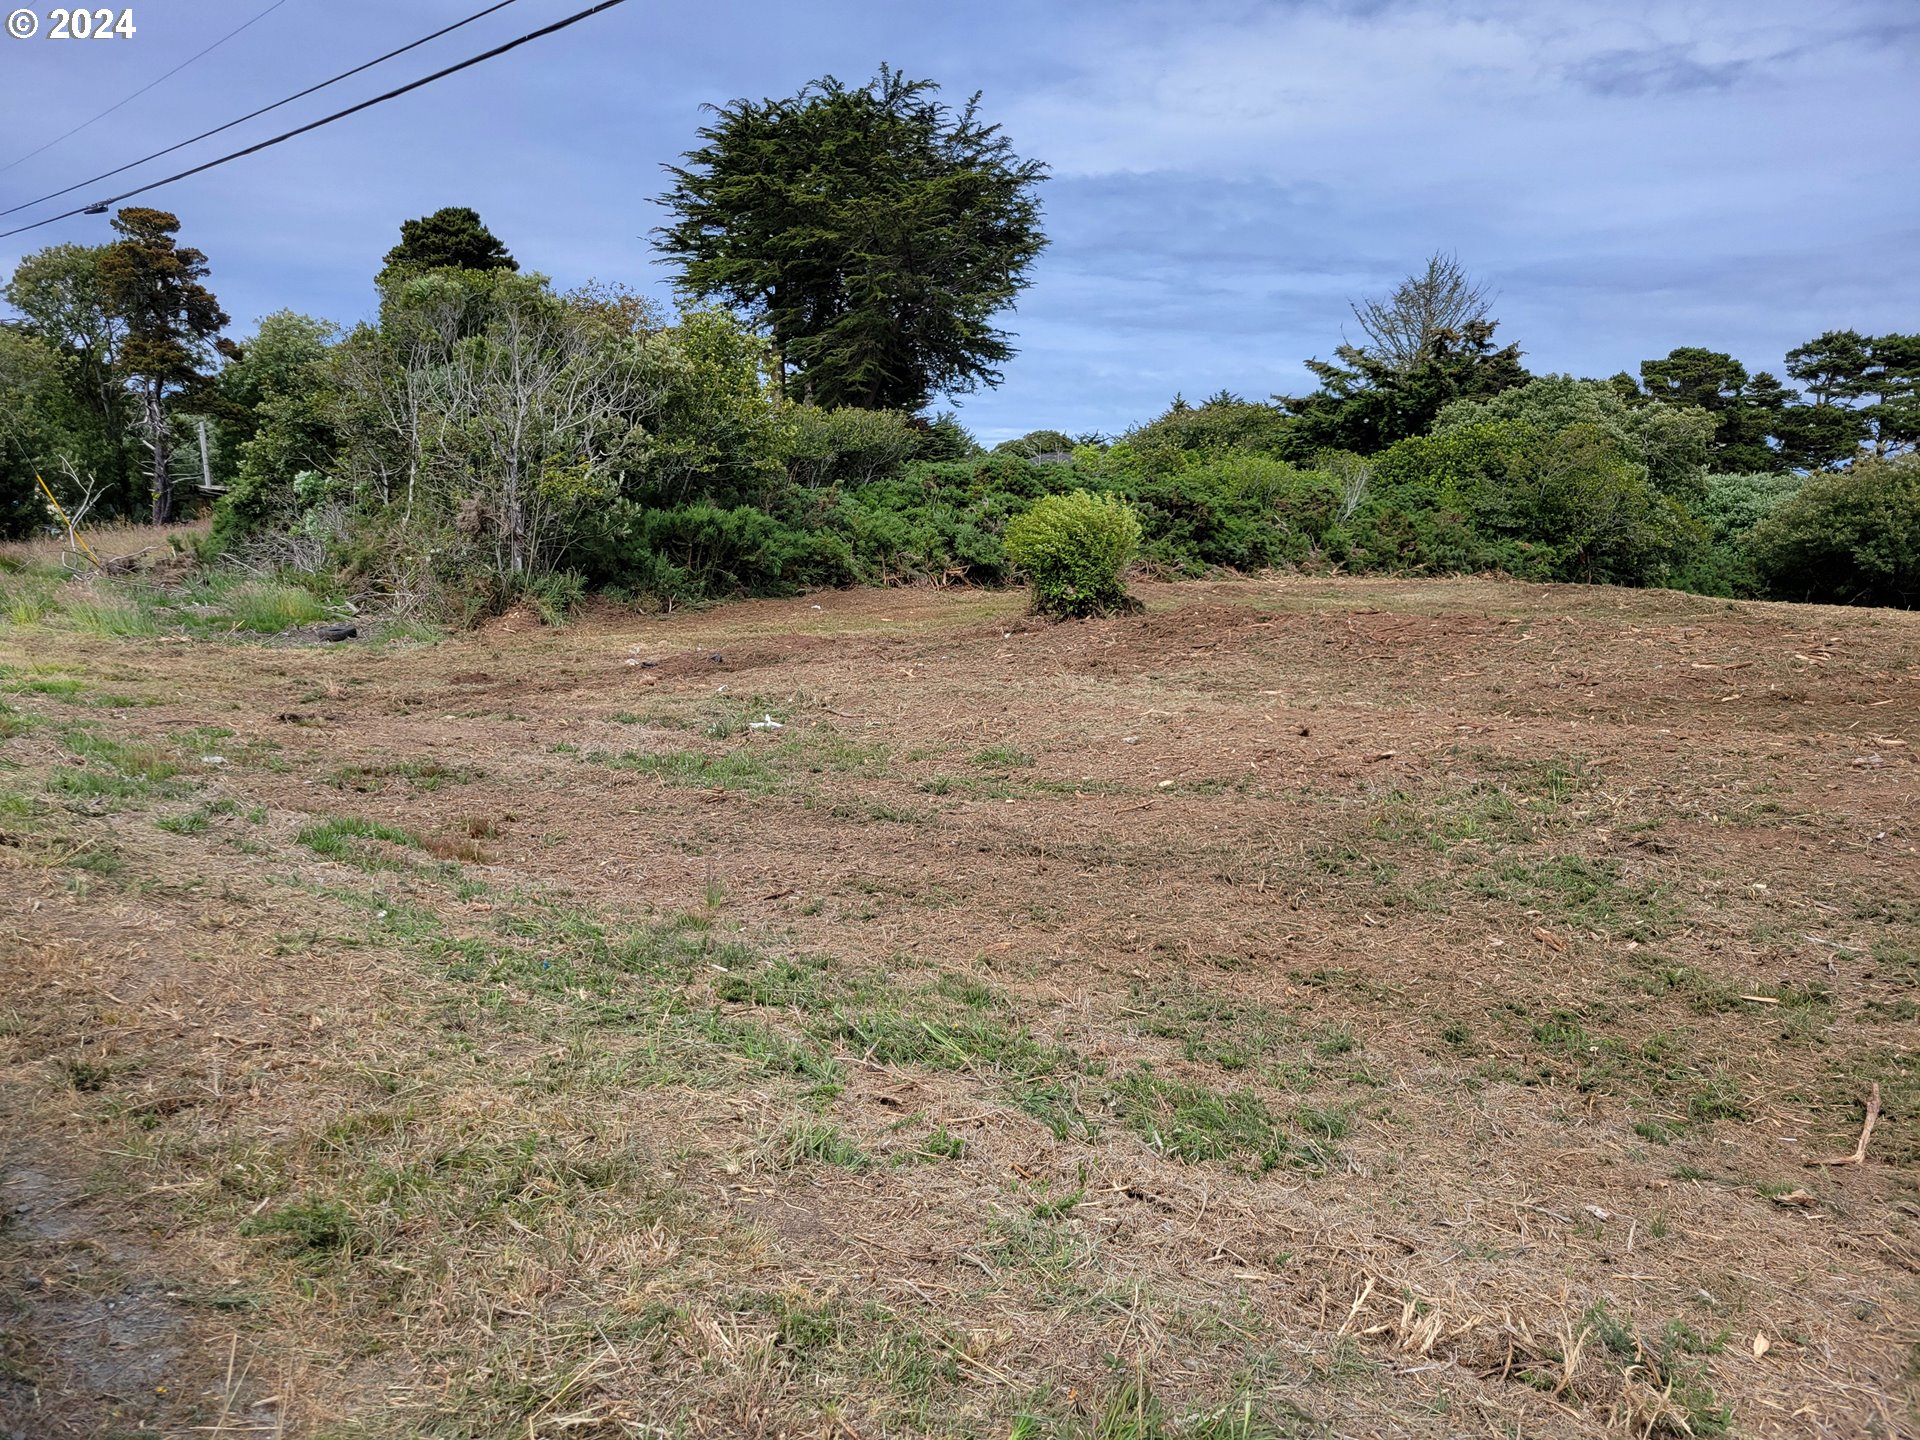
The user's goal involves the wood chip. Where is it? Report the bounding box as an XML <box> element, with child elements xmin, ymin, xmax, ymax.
<box><xmin>1531</xmin><ymin>927</ymin><xmax>1567</xmax><ymax>952</ymax></box>
<box><xmin>1806</xmin><ymin>1083</ymin><xmax>1881</xmax><ymax>1167</ymax></box>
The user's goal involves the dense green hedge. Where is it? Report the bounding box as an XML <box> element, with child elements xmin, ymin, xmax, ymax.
<box><xmin>198</xmin><ymin>286</ymin><xmax>1914</xmax><ymax>617</ymax></box>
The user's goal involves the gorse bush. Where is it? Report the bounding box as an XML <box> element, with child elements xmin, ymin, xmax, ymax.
<box><xmin>1003</xmin><ymin>489</ymin><xmax>1143</xmax><ymax>617</ymax></box>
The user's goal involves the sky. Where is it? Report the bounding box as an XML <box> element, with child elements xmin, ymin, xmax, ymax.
<box><xmin>1</xmin><ymin>0</ymin><xmax>1915</xmax><ymax>443</ymax></box>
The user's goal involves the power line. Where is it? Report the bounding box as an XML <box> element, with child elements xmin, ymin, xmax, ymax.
<box><xmin>1</xmin><ymin>0</ymin><xmax>525</xmax><ymax>220</ymax></box>
<box><xmin>0</xmin><ymin>0</ymin><xmax>295</xmax><ymax>175</ymax></box>
<box><xmin>0</xmin><ymin>0</ymin><xmax>632</xmax><ymax>242</ymax></box>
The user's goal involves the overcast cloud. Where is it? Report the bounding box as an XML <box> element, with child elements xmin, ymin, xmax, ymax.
<box><xmin>1</xmin><ymin>0</ymin><xmax>1914</xmax><ymax>441</ymax></box>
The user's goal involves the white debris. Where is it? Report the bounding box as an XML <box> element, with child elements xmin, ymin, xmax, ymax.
<box><xmin>200</xmin><ymin>755</ymin><xmax>228</xmax><ymax>766</ymax></box>
<box><xmin>749</xmin><ymin>714</ymin><xmax>784</xmax><ymax>730</ymax></box>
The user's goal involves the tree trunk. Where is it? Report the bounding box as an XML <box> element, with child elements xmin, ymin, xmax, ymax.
<box><xmin>145</xmin><ymin>386</ymin><xmax>171</xmax><ymax>525</ymax></box>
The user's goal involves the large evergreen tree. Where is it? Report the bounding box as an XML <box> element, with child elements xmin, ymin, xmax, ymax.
<box><xmin>1277</xmin><ymin>319</ymin><xmax>1529</xmax><ymax>456</ymax></box>
<box><xmin>1637</xmin><ymin>347</ymin><xmax>1790</xmax><ymax>473</ymax></box>
<box><xmin>96</xmin><ymin>208</ymin><xmax>229</xmax><ymax>523</ymax></box>
<box><xmin>655</xmin><ymin>66</ymin><xmax>1047</xmax><ymax>412</ymax></box>
<box><xmin>380</xmin><ymin>206</ymin><xmax>519</xmax><ymax>284</ymax></box>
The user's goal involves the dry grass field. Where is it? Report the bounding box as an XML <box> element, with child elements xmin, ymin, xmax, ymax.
<box><xmin>1</xmin><ymin>564</ymin><xmax>1915</xmax><ymax>1438</ymax></box>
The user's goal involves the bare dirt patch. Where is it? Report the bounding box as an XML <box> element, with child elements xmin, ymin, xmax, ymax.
<box><xmin>2</xmin><ymin>576</ymin><xmax>1916</xmax><ymax>1438</ymax></box>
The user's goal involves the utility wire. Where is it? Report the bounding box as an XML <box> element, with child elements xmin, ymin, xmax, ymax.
<box><xmin>0</xmin><ymin>0</ymin><xmax>295</xmax><ymax>175</ymax></box>
<box><xmin>0</xmin><ymin>0</ymin><xmax>632</xmax><ymax>241</ymax></box>
<box><xmin>1</xmin><ymin>0</ymin><xmax>525</xmax><ymax>219</ymax></box>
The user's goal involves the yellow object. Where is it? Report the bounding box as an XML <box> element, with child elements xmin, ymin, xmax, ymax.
<box><xmin>33</xmin><ymin>471</ymin><xmax>101</xmax><ymax>568</ymax></box>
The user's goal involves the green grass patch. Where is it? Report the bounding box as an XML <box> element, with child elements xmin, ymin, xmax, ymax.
<box><xmin>297</xmin><ymin>816</ymin><xmax>425</xmax><ymax>869</ymax></box>
<box><xmin>328</xmin><ymin>759</ymin><xmax>483</xmax><ymax>793</ymax></box>
<box><xmin>590</xmin><ymin>747</ymin><xmax>781</xmax><ymax>792</ymax></box>
<box><xmin>59</xmin><ymin>592</ymin><xmax>163</xmax><ymax>638</ymax></box>
<box><xmin>770</xmin><ymin>1118</ymin><xmax>870</xmax><ymax>1171</ymax></box>
<box><xmin>1113</xmin><ymin>1069</ymin><xmax>1299</xmax><ymax>1174</ymax></box>
<box><xmin>212</xmin><ymin>581</ymin><xmax>330</xmax><ymax>633</ymax></box>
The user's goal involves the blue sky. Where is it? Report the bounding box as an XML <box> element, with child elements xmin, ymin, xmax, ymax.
<box><xmin>2</xmin><ymin>0</ymin><xmax>1915</xmax><ymax>442</ymax></box>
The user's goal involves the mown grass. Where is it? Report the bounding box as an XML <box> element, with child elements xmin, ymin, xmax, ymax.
<box><xmin>296</xmin><ymin>816</ymin><xmax>425</xmax><ymax>868</ymax></box>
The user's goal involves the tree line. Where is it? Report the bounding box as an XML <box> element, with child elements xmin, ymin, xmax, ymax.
<box><xmin>1</xmin><ymin>69</ymin><xmax>1913</xmax><ymax>611</ymax></box>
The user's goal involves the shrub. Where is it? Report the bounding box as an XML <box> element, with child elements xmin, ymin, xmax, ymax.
<box><xmin>612</xmin><ymin>502</ymin><xmax>854</xmax><ymax>604</ymax></box>
<box><xmin>1110</xmin><ymin>455</ymin><xmax>1341</xmax><ymax>575</ymax></box>
<box><xmin>1749</xmin><ymin>453</ymin><xmax>1919</xmax><ymax>607</ymax></box>
<box><xmin>1003</xmin><ymin>489</ymin><xmax>1143</xmax><ymax>618</ymax></box>
<box><xmin>1356</xmin><ymin>421</ymin><xmax>1697</xmax><ymax>585</ymax></box>
<box><xmin>777</xmin><ymin>404</ymin><xmax>922</xmax><ymax>489</ymax></box>
<box><xmin>1669</xmin><ymin>471</ymin><xmax>1803</xmax><ymax>596</ymax></box>
<box><xmin>831</xmin><ymin>456</ymin><xmax>1061</xmax><ymax>585</ymax></box>
<box><xmin>993</xmin><ymin>428</ymin><xmax>1076</xmax><ymax>458</ymax></box>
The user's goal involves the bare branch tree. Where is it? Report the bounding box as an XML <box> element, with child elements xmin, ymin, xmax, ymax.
<box><xmin>1350</xmin><ymin>253</ymin><xmax>1495</xmax><ymax>372</ymax></box>
<box><xmin>47</xmin><ymin>455</ymin><xmax>110</xmax><ymax>570</ymax></box>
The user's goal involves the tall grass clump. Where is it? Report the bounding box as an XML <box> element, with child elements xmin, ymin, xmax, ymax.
<box><xmin>60</xmin><ymin>591</ymin><xmax>163</xmax><ymax>638</ymax></box>
<box><xmin>217</xmin><ymin>580</ymin><xmax>330</xmax><ymax>633</ymax></box>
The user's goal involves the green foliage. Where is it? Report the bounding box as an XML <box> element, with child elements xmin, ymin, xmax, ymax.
<box><xmin>1003</xmin><ymin>489</ymin><xmax>1143</xmax><ymax>617</ymax></box>
<box><xmin>1669</xmin><ymin>471</ymin><xmax>1803</xmax><ymax>596</ymax></box>
<box><xmin>1080</xmin><ymin>448</ymin><xmax>1340</xmax><ymax>575</ymax></box>
<box><xmin>1637</xmin><ymin>346</ymin><xmax>1791</xmax><ymax>474</ymax></box>
<box><xmin>97</xmin><ymin>208</ymin><xmax>229</xmax><ymax>523</ymax></box>
<box><xmin>993</xmin><ymin>428</ymin><xmax>1077</xmax><ymax>458</ymax></box>
<box><xmin>1436</xmin><ymin>374</ymin><xmax>1715</xmax><ymax>503</ymax></box>
<box><xmin>4</xmin><ymin>243</ymin><xmax>140</xmax><ymax>523</ymax></box>
<box><xmin>830</xmin><ymin>455</ymin><xmax>1053</xmax><ymax>584</ymax></box>
<box><xmin>1123</xmin><ymin>393</ymin><xmax>1295</xmax><ymax>465</ymax></box>
<box><xmin>656</xmin><ymin>66</ymin><xmax>1047</xmax><ymax>411</ymax></box>
<box><xmin>1748</xmin><ymin>452</ymin><xmax>1919</xmax><ymax>606</ymax></box>
<box><xmin>778</xmin><ymin>404</ymin><xmax>924</xmax><ymax>489</ymax></box>
<box><xmin>378</xmin><ymin>206</ymin><xmax>517</xmax><ymax>284</ymax></box>
<box><xmin>1782</xmin><ymin>329</ymin><xmax>1918</xmax><ymax>465</ymax></box>
<box><xmin>153</xmin><ymin>192</ymin><xmax>1919</xmax><ymax>618</ymax></box>
<box><xmin>1279</xmin><ymin>318</ymin><xmax>1529</xmax><ymax>456</ymax></box>
<box><xmin>1346</xmin><ymin>420</ymin><xmax>1697</xmax><ymax>585</ymax></box>
<box><xmin>602</xmin><ymin>502</ymin><xmax>853</xmax><ymax>604</ymax></box>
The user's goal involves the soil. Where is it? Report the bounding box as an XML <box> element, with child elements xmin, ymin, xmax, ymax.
<box><xmin>2</xmin><ymin>575</ymin><xmax>1916</xmax><ymax>1438</ymax></box>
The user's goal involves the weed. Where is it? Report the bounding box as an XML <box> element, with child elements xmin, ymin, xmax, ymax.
<box><xmin>591</xmin><ymin>747</ymin><xmax>781</xmax><ymax>792</ymax></box>
<box><xmin>972</xmin><ymin>745</ymin><xmax>1035</xmax><ymax>769</ymax></box>
<box><xmin>1046</xmin><ymin>1371</ymin><xmax>1294</xmax><ymax>1438</ymax></box>
<box><xmin>1130</xmin><ymin>982</ymin><xmax>1293</xmax><ymax>1071</ymax></box>
<box><xmin>215</xmin><ymin>582</ymin><xmax>330</xmax><ymax>634</ymax></box>
<box><xmin>297</xmin><ymin>816</ymin><xmax>424</xmax><ymax>869</ymax></box>
<box><xmin>1687</xmin><ymin>1071</ymin><xmax>1748</xmax><ymax>1123</ymax></box>
<box><xmin>61</xmin><ymin>593</ymin><xmax>163</xmax><ymax>638</ymax></box>
<box><xmin>240</xmin><ymin>1196</ymin><xmax>359</xmax><ymax>1261</ymax></box>
<box><xmin>1113</xmin><ymin>1069</ymin><xmax>1297</xmax><ymax>1173</ymax></box>
<box><xmin>917</xmin><ymin>1125</ymin><xmax>967</xmax><ymax>1160</ymax></box>
<box><xmin>329</xmin><ymin>759</ymin><xmax>482</xmax><ymax>793</ymax></box>
<box><xmin>770</xmin><ymin>1119</ymin><xmax>870</xmax><ymax>1171</ymax></box>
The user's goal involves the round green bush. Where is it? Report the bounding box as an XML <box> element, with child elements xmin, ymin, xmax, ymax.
<box><xmin>1003</xmin><ymin>489</ymin><xmax>1143</xmax><ymax>618</ymax></box>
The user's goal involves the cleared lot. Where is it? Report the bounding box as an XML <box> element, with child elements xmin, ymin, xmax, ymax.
<box><xmin>2</xmin><ymin>574</ymin><xmax>1916</xmax><ymax>1438</ymax></box>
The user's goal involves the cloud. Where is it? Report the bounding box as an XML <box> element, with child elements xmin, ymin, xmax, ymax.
<box><xmin>1</xmin><ymin>0</ymin><xmax>1915</xmax><ymax>446</ymax></box>
<box><xmin>1564</xmin><ymin>44</ymin><xmax>1754</xmax><ymax>97</ymax></box>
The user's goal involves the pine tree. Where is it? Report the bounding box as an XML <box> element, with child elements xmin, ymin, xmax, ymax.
<box><xmin>656</xmin><ymin>67</ymin><xmax>1047</xmax><ymax>412</ymax></box>
<box><xmin>96</xmin><ymin>208</ymin><xmax>228</xmax><ymax>523</ymax></box>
